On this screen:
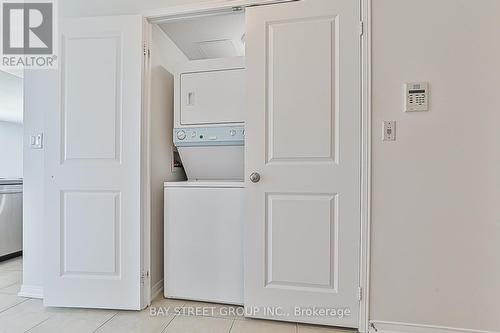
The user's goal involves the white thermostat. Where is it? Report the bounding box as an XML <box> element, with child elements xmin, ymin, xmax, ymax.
<box><xmin>405</xmin><ymin>82</ymin><xmax>429</xmax><ymax>112</ymax></box>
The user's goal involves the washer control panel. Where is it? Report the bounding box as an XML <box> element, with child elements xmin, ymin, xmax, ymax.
<box><xmin>174</xmin><ymin>126</ymin><xmax>245</xmax><ymax>147</ymax></box>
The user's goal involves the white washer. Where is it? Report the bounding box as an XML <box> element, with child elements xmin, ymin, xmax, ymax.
<box><xmin>164</xmin><ymin>181</ymin><xmax>243</xmax><ymax>305</ymax></box>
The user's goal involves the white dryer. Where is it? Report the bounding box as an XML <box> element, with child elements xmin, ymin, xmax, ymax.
<box><xmin>173</xmin><ymin>56</ymin><xmax>245</xmax><ymax>129</ymax></box>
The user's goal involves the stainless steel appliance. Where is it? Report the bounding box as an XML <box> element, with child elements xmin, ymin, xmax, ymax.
<box><xmin>0</xmin><ymin>178</ymin><xmax>23</xmax><ymax>261</ymax></box>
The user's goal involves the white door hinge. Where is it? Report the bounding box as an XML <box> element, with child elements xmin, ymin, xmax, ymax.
<box><xmin>357</xmin><ymin>286</ymin><xmax>363</xmax><ymax>301</ymax></box>
<box><xmin>140</xmin><ymin>270</ymin><xmax>150</xmax><ymax>286</ymax></box>
<box><xmin>143</xmin><ymin>43</ymin><xmax>150</xmax><ymax>57</ymax></box>
<box><xmin>359</xmin><ymin>21</ymin><xmax>364</xmax><ymax>36</ymax></box>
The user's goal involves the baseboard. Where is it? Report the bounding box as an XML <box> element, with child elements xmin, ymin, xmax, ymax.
<box><xmin>0</xmin><ymin>251</ymin><xmax>22</xmax><ymax>262</ymax></box>
<box><xmin>370</xmin><ymin>321</ymin><xmax>499</xmax><ymax>333</ymax></box>
<box><xmin>151</xmin><ymin>279</ymin><xmax>164</xmax><ymax>301</ymax></box>
<box><xmin>18</xmin><ymin>284</ymin><xmax>43</xmax><ymax>299</ymax></box>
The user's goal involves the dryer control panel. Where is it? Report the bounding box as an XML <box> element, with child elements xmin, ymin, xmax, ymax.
<box><xmin>174</xmin><ymin>126</ymin><xmax>245</xmax><ymax>147</ymax></box>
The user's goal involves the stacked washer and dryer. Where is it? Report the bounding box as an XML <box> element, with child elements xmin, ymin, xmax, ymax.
<box><xmin>164</xmin><ymin>57</ymin><xmax>245</xmax><ymax>304</ymax></box>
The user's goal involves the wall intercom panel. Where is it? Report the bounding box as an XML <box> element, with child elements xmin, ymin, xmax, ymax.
<box><xmin>405</xmin><ymin>82</ymin><xmax>429</xmax><ymax>112</ymax></box>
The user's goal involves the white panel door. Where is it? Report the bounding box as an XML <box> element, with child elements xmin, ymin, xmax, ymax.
<box><xmin>244</xmin><ymin>0</ymin><xmax>361</xmax><ymax>328</ymax></box>
<box><xmin>44</xmin><ymin>15</ymin><xmax>144</xmax><ymax>310</ymax></box>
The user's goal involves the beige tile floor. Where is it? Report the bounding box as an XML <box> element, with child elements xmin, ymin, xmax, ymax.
<box><xmin>0</xmin><ymin>257</ymin><xmax>355</xmax><ymax>333</ymax></box>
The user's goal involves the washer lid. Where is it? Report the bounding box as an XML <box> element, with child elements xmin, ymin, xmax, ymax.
<box><xmin>164</xmin><ymin>180</ymin><xmax>244</xmax><ymax>188</ymax></box>
<box><xmin>174</xmin><ymin>126</ymin><xmax>244</xmax><ymax>147</ymax></box>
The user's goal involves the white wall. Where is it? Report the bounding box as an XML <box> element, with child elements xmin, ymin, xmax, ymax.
<box><xmin>21</xmin><ymin>0</ymin><xmax>499</xmax><ymax>331</ymax></box>
<box><xmin>21</xmin><ymin>70</ymin><xmax>57</xmax><ymax>298</ymax></box>
<box><xmin>0</xmin><ymin>121</ymin><xmax>23</xmax><ymax>178</ymax></box>
<box><xmin>149</xmin><ymin>24</ymin><xmax>188</xmax><ymax>297</ymax></box>
<box><xmin>0</xmin><ymin>71</ymin><xmax>23</xmax><ymax>124</ymax></box>
<box><xmin>370</xmin><ymin>0</ymin><xmax>500</xmax><ymax>331</ymax></box>
<box><xmin>0</xmin><ymin>70</ymin><xmax>23</xmax><ymax>178</ymax></box>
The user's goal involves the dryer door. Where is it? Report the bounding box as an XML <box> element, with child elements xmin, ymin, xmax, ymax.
<box><xmin>180</xmin><ymin>68</ymin><xmax>246</xmax><ymax>125</ymax></box>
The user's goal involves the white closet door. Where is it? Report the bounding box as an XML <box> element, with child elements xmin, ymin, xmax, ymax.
<box><xmin>244</xmin><ymin>0</ymin><xmax>361</xmax><ymax>327</ymax></box>
<box><xmin>44</xmin><ymin>15</ymin><xmax>145</xmax><ymax>309</ymax></box>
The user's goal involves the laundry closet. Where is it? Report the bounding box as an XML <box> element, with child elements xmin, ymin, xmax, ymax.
<box><xmin>149</xmin><ymin>13</ymin><xmax>247</xmax><ymax>305</ymax></box>
<box><xmin>43</xmin><ymin>0</ymin><xmax>365</xmax><ymax>329</ymax></box>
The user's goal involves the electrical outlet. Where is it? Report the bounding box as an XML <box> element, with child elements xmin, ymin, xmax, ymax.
<box><xmin>383</xmin><ymin>121</ymin><xmax>396</xmax><ymax>141</ymax></box>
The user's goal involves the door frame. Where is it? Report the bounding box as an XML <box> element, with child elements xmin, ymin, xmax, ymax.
<box><xmin>359</xmin><ymin>1</ymin><xmax>372</xmax><ymax>332</ymax></box>
<box><xmin>141</xmin><ymin>1</ymin><xmax>372</xmax><ymax>331</ymax></box>
<box><xmin>141</xmin><ymin>17</ymin><xmax>153</xmax><ymax>310</ymax></box>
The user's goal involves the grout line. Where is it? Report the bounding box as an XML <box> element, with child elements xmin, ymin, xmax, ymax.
<box><xmin>0</xmin><ymin>266</ymin><xmax>23</xmax><ymax>271</ymax></box>
<box><xmin>228</xmin><ymin>318</ymin><xmax>236</xmax><ymax>333</ymax></box>
<box><xmin>164</xmin><ymin>312</ymin><xmax>177</xmax><ymax>327</ymax></box>
<box><xmin>1</xmin><ymin>281</ymin><xmax>20</xmax><ymax>288</ymax></box>
<box><xmin>0</xmin><ymin>281</ymin><xmax>21</xmax><ymax>294</ymax></box>
<box><xmin>0</xmin><ymin>267</ymin><xmax>23</xmax><ymax>272</ymax></box>
<box><xmin>23</xmin><ymin>313</ymin><xmax>56</xmax><ymax>333</ymax></box>
<box><xmin>176</xmin><ymin>302</ymin><xmax>243</xmax><ymax>321</ymax></box>
<box><xmin>160</xmin><ymin>312</ymin><xmax>236</xmax><ymax>333</ymax></box>
<box><xmin>0</xmin><ymin>297</ymin><xmax>29</xmax><ymax>314</ymax></box>
<box><xmin>174</xmin><ymin>301</ymin><xmax>187</xmax><ymax>314</ymax></box>
<box><xmin>175</xmin><ymin>311</ymin><xmax>240</xmax><ymax>321</ymax></box>
<box><xmin>160</xmin><ymin>313</ymin><xmax>179</xmax><ymax>333</ymax></box>
<box><xmin>92</xmin><ymin>311</ymin><xmax>119</xmax><ymax>332</ymax></box>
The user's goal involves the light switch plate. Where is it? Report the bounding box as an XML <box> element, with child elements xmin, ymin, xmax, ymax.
<box><xmin>405</xmin><ymin>82</ymin><xmax>429</xmax><ymax>112</ymax></box>
<box><xmin>383</xmin><ymin>121</ymin><xmax>396</xmax><ymax>141</ymax></box>
<box><xmin>30</xmin><ymin>133</ymin><xmax>43</xmax><ymax>149</ymax></box>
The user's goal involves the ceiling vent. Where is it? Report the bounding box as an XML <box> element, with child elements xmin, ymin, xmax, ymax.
<box><xmin>196</xmin><ymin>39</ymin><xmax>239</xmax><ymax>59</ymax></box>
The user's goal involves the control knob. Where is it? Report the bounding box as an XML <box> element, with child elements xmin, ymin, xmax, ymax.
<box><xmin>176</xmin><ymin>130</ymin><xmax>186</xmax><ymax>140</ymax></box>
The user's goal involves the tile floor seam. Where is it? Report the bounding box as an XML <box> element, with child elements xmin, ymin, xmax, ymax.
<box><xmin>0</xmin><ymin>296</ymin><xmax>29</xmax><ymax>314</ymax></box>
<box><xmin>91</xmin><ymin>311</ymin><xmax>119</xmax><ymax>332</ymax></box>
<box><xmin>0</xmin><ymin>270</ymin><xmax>22</xmax><ymax>273</ymax></box>
<box><xmin>158</xmin><ymin>312</ymin><xmax>178</xmax><ymax>333</ymax></box>
<box><xmin>22</xmin><ymin>312</ymin><xmax>56</xmax><ymax>333</ymax></box>
<box><xmin>177</xmin><ymin>312</ymin><xmax>241</xmax><ymax>321</ymax></box>
<box><xmin>162</xmin><ymin>314</ymin><xmax>234</xmax><ymax>333</ymax></box>
<box><xmin>175</xmin><ymin>305</ymin><xmax>241</xmax><ymax>320</ymax></box>
<box><xmin>228</xmin><ymin>318</ymin><xmax>236</xmax><ymax>333</ymax></box>
<box><xmin>175</xmin><ymin>301</ymin><xmax>187</xmax><ymax>313</ymax></box>
<box><xmin>194</xmin><ymin>313</ymin><xmax>233</xmax><ymax>320</ymax></box>
<box><xmin>0</xmin><ymin>281</ymin><xmax>20</xmax><ymax>291</ymax></box>
<box><xmin>177</xmin><ymin>302</ymin><xmax>245</xmax><ymax>321</ymax></box>
<box><xmin>161</xmin><ymin>314</ymin><xmax>177</xmax><ymax>333</ymax></box>
<box><xmin>160</xmin><ymin>313</ymin><xmax>179</xmax><ymax>332</ymax></box>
